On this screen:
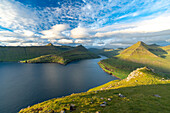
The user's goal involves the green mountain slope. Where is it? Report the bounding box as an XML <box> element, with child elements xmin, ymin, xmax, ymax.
<box><xmin>160</xmin><ymin>45</ymin><xmax>170</xmax><ymax>61</ymax></box>
<box><xmin>0</xmin><ymin>44</ymin><xmax>74</xmax><ymax>62</ymax></box>
<box><xmin>19</xmin><ymin>67</ymin><xmax>170</xmax><ymax>113</ymax></box>
<box><xmin>89</xmin><ymin>67</ymin><xmax>170</xmax><ymax>91</ymax></box>
<box><xmin>88</xmin><ymin>48</ymin><xmax>122</xmax><ymax>58</ymax></box>
<box><xmin>118</xmin><ymin>41</ymin><xmax>158</xmax><ymax>58</ymax></box>
<box><xmin>99</xmin><ymin>41</ymin><xmax>170</xmax><ymax>79</ymax></box>
<box><xmin>20</xmin><ymin>45</ymin><xmax>100</xmax><ymax>65</ymax></box>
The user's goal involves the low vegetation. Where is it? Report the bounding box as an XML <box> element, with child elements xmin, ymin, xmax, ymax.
<box><xmin>0</xmin><ymin>44</ymin><xmax>73</xmax><ymax>62</ymax></box>
<box><xmin>19</xmin><ymin>67</ymin><xmax>170</xmax><ymax>113</ymax></box>
<box><xmin>20</xmin><ymin>45</ymin><xmax>99</xmax><ymax>65</ymax></box>
<box><xmin>15</xmin><ymin>41</ymin><xmax>170</xmax><ymax>113</ymax></box>
<box><xmin>98</xmin><ymin>58</ymin><xmax>145</xmax><ymax>79</ymax></box>
<box><xmin>99</xmin><ymin>41</ymin><xmax>170</xmax><ymax>78</ymax></box>
<box><xmin>89</xmin><ymin>67</ymin><xmax>170</xmax><ymax>91</ymax></box>
<box><xmin>88</xmin><ymin>48</ymin><xmax>123</xmax><ymax>58</ymax></box>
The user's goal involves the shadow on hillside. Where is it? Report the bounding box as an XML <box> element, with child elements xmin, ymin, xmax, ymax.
<box><xmin>148</xmin><ymin>47</ymin><xmax>168</xmax><ymax>58</ymax></box>
<box><xmin>109</xmin><ymin>57</ymin><xmax>170</xmax><ymax>78</ymax></box>
<box><xmin>114</xmin><ymin>83</ymin><xmax>170</xmax><ymax>90</ymax></box>
<box><xmin>100</xmin><ymin>50</ymin><xmax>120</xmax><ymax>58</ymax></box>
<box><xmin>88</xmin><ymin>48</ymin><xmax>121</xmax><ymax>58</ymax></box>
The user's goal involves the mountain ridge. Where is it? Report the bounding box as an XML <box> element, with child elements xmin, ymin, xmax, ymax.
<box><xmin>45</xmin><ymin>43</ymin><xmax>54</xmax><ymax>46</ymax></box>
<box><xmin>119</xmin><ymin>41</ymin><xmax>158</xmax><ymax>58</ymax></box>
<box><xmin>20</xmin><ymin>45</ymin><xmax>99</xmax><ymax>65</ymax></box>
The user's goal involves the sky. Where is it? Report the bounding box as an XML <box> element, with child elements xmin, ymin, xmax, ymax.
<box><xmin>0</xmin><ymin>0</ymin><xmax>170</xmax><ymax>48</ymax></box>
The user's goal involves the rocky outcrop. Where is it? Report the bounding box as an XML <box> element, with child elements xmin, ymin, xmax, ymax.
<box><xmin>126</xmin><ymin>67</ymin><xmax>154</xmax><ymax>81</ymax></box>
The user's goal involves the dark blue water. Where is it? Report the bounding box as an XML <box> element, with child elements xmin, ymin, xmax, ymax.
<box><xmin>0</xmin><ymin>56</ymin><xmax>117</xmax><ymax>113</ymax></box>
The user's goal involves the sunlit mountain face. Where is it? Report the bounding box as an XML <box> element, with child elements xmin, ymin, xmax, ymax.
<box><xmin>0</xmin><ymin>0</ymin><xmax>170</xmax><ymax>48</ymax></box>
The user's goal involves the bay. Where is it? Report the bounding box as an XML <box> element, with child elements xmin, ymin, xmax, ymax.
<box><xmin>0</xmin><ymin>56</ymin><xmax>117</xmax><ymax>113</ymax></box>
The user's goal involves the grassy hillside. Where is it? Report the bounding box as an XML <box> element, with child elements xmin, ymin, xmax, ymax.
<box><xmin>88</xmin><ymin>48</ymin><xmax>122</xmax><ymax>58</ymax></box>
<box><xmin>0</xmin><ymin>44</ymin><xmax>74</xmax><ymax>62</ymax></box>
<box><xmin>20</xmin><ymin>45</ymin><xmax>100</xmax><ymax>65</ymax></box>
<box><xmin>117</xmin><ymin>41</ymin><xmax>170</xmax><ymax>69</ymax></box>
<box><xmin>19</xmin><ymin>67</ymin><xmax>170</xmax><ymax>113</ymax></box>
<box><xmin>98</xmin><ymin>58</ymin><xmax>145</xmax><ymax>79</ymax></box>
<box><xmin>160</xmin><ymin>45</ymin><xmax>170</xmax><ymax>61</ymax></box>
<box><xmin>118</xmin><ymin>41</ymin><xmax>158</xmax><ymax>58</ymax></box>
<box><xmin>99</xmin><ymin>41</ymin><xmax>170</xmax><ymax>79</ymax></box>
<box><xmin>89</xmin><ymin>67</ymin><xmax>169</xmax><ymax>91</ymax></box>
<box><xmin>20</xmin><ymin>55</ymin><xmax>66</xmax><ymax>64</ymax></box>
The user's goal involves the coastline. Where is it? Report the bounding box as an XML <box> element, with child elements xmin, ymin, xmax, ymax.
<box><xmin>18</xmin><ymin>60</ymin><xmax>170</xmax><ymax>113</ymax></box>
<box><xmin>18</xmin><ymin>57</ymin><xmax>118</xmax><ymax>112</ymax></box>
<box><xmin>19</xmin><ymin>56</ymin><xmax>101</xmax><ymax>65</ymax></box>
<box><xmin>98</xmin><ymin>61</ymin><xmax>121</xmax><ymax>80</ymax></box>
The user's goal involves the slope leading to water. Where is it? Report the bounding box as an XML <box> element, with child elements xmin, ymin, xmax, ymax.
<box><xmin>89</xmin><ymin>67</ymin><xmax>170</xmax><ymax>91</ymax></box>
<box><xmin>99</xmin><ymin>41</ymin><xmax>170</xmax><ymax>79</ymax></box>
<box><xmin>20</xmin><ymin>45</ymin><xmax>100</xmax><ymax>65</ymax></box>
<box><xmin>19</xmin><ymin>67</ymin><xmax>170</xmax><ymax>113</ymax></box>
<box><xmin>0</xmin><ymin>44</ymin><xmax>73</xmax><ymax>62</ymax></box>
<box><xmin>88</xmin><ymin>48</ymin><xmax>122</xmax><ymax>58</ymax></box>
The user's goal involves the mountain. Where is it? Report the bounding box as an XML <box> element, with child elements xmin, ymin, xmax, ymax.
<box><xmin>98</xmin><ymin>41</ymin><xmax>170</xmax><ymax>79</ymax></box>
<box><xmin>74</xmin><ymin>45</ymin><xmax>88</xmax><ymax>51</ymax></box>
<box><xmin>118</xmin><ymin>41</ymin><xmax>158</xmax><ymax>58</ymax></box>
<box><xmin>117</xmin><ymin>41</ymin><xmax>170</xmax><ymax>69</ymax></box>
<box><xmin>20</xmin><ymin>45</ymin><xmax>100</xmax><ymax>65</ymax></box>
<box><xmin>0</xmin><ymin>45</ymin><xmax>65</xmax><ymax>62</ymax></box>
<box><xmin>88</xmin><ymin>48</ymin><xmax>122</xmax><ymax>58</ymax></box>
<box><xmin>45</xmin><ymin>43</ymin><xmax>54</xmax><ymax>46</ymax></box>
<box><xmin>0</xmin><ymin>44</ymin><xmax>99</xmax><ymax>63</ymax></box>
<box><xmin>19</xmin><ymin>67</ymin><xmax>170</xmax><ymax>113</ymax></box>
<box><xmin>149</xmin><ymin>43</ymin><xmax>160</xmax><ymax>47</ymax></box>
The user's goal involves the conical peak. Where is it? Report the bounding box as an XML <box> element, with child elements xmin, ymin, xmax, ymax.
<box><xmin>46</xmin><ymin>43</ymin><xmax>53</xmax><ymax>46</ymax></box>
<box><xmin>119</xmin><ymin>41</ymin><xmax>151</xmax><ymax>56</ymax></box>
<box><xmin>77</xmin><ymin>45</ymin><xmax>83</xmax><ymax>47</ymax></box>
<box><xmin>133</xmin><ymin>41</ymin><xmax>149</xmax><ymax>49</ymax></box>
<box><xmin>75</xmin><ymin>45</ymin><xmax>88</xmax><ymax>51</ymax></box>
<box><xmin>136</xmin><ymin>41</ymin><xmax>145</xmax><ymax>46</ymax></box>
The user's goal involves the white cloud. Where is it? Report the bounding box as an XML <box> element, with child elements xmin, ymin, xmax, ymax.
<box><xmin>41</xmin><ymin>24</ymin><xmax>70</xmax><ymax>39</ymax></box>
<box><xmin>22</xmin><ymin>30</ymin><xmax>35</xmax><ymax>37</ymax></box>
<box><xmin>75</xmin><ymin>39</ymin><xmax>92</xmax><ymax>44</ymax></box>
<box><xmin>0</xmin><ymin>0</ymin><xmax>37</xmax><ymax>30</ymax></box>
<box><xmin>14</xmin><ymin>30</ymin><xmax>35</xmax><ymax>37</ymax></box>
<box><xmin>57</xmin><ymin>39</ymin><xmax>73</xmax><ymax>44</ymax></box>
<box><xmin>0</xmin><ymin>37</ymin><xmax>23</xmax><ymax>42</ymax></box>
<box><xmin>71</xmin><ymin>27</ymin><xmax>95</xmax><ymax>39</ymax></box>
<box><xmin>95</xmin><ymin>14</ymin><xmax>170</xmax><ymax>38</ymax></box>
<box><xmin>166</xmin><ymin>39</ymin><xmax>170</xmax><ymax>42</ymax></box>
<box><xmin>4</xmin><ymin>42</ymin><xmax>21</xmax><ymax>46</ymax></box>
<box><xmin>20</xmin><ymin>42</ymin><xmax>40</xmax><ymax>46</ymax></box>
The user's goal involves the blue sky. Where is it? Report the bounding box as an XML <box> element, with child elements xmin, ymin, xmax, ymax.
<box><xmin>0</xmin><ymin>0</ymin><xmax>170</xmax><ymax>48</ymax></box>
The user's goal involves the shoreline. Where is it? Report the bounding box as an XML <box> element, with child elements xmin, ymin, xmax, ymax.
<box><xmin>18</xmin><ymin>58</ymin><xmax>118</xmax><ymax>112</ymax></box>
<box><xmin>98</xmin><ymin>61</ymin><xmax>121</xmax><ymax>80</ymax></box>
<box><xmin>19</xmin><ymin>56</ymin><xmax>101</xmax><ymax>65</ymax></box>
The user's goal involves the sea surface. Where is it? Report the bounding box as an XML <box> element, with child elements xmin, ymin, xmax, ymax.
<box><xmin>0</xmin><ymin>56</ymin><xmax>117</xmax><ymax>113</ymax></box>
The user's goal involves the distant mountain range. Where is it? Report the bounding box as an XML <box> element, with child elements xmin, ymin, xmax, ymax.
<box><xmin>20</xmin><ymin>45</ymin><xmax>99</xmax><ymax>65</ymax></box>
<box><xmin>0</xmin><ymin>44</ymin><xmax>99</xmax><ymax>64</ymax></box>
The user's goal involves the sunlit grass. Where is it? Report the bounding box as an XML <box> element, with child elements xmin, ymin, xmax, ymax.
<box><xmin>19</xmin><ymin>67</ymin><xmax>170</xmax><ymax>113</ymax></box>
<box><xmin>20</xmin><ymin>45</ymin><xmax>99</xmax><ymax>65</ymax></box>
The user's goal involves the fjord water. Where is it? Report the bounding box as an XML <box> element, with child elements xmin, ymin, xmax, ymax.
<box><xmin>0</xmin><ymin>56</ymin><xmax>116</xmax><ymax>113</ymax></box>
